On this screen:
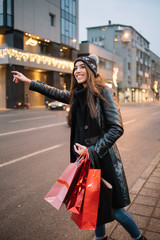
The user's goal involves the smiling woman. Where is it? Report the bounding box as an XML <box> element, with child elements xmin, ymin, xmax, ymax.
<box><xmin>12</xmin><ymin>54</ymin><xmax>147</xmax><ymax>240</ymax></box>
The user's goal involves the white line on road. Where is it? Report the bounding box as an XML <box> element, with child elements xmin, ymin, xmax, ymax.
<box><xmin>9</xmin><ymin>115</ymin><xmax>56</xmax><ymax>123</ymax></box>
<box><xmin>123</xmin><ymin>119</ymin><xmax>136</xmax><ymax>125</ymax></box>
<box><xmin>0</xmin><ymin>122</ymin><xmax>66</xmax><ymax>137</ymax></box>
<box><xmin>0</xmin><ymin>144</ymin><xmax>63</xmax><ymax>168</ymax></box>
<box><xmin>0</xmin><ymin>119</ymin><xmax>137</xmax><ymax>137</ymax></box>
<box><xmin>151</xmin><ymin>111</ymin><xmax>160</xmax><ymax>116</ymax></box>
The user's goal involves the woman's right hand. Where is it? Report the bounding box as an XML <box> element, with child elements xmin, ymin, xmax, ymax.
<box><xmin>12</xmin><ymin>71</ymin><xmax>32</xmax><ymax>84</ymax></box>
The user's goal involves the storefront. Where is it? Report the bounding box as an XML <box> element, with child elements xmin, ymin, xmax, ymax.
<box><xmin>0</xmin><ymin>47</ymin><xmax>74</xmax><ymax>109</ymax></box>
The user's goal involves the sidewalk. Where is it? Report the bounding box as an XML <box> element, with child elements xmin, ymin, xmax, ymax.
<box><xmin>92</xmin><ymin>152</ymin><xmax>160</xmax><ymax>240</ymax></box>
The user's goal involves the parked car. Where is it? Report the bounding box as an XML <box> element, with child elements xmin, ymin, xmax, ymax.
<box><xmin>48</xmin><ymin>101</ymin><xmax>66</xmax><ymax>110</ymax></box>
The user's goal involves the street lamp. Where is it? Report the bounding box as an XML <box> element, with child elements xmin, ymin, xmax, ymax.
<box><xmin>122</xmin><ymin>31</ymin><xmax>131</xmax><ymax>43</ymax></box>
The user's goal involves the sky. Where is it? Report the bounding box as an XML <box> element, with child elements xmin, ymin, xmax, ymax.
<box><xmin>79</xmin><ymin>0</ymin><xmax>160</xmax><ymax>57</ymax></box>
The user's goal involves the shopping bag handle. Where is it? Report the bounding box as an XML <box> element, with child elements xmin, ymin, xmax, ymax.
<box><xmin>76</xmin><ymin>148</ymin><xmax>89</xmax><ymax>163</ymax></box>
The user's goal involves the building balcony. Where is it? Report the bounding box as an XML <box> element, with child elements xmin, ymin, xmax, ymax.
<box><xmin>0</xmin><ymin>46</ymin><xmax>74</xmax><ymax>73</ymax></box>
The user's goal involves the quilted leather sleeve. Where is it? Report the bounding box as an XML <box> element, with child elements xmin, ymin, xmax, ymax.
<box><xmin>29</xmin><ymin>80</ymin><xmax>71</xmax><ymax>104</ymax></box>
<box><xmin>88</xmin><ymin>88</ymin><xmax>124</xmax><ymax>158</ymax></box>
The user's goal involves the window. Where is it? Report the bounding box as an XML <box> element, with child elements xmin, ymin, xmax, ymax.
<box><xmin>61</xmin><ymin>0</ymin><xmax>77</xmax><ymax>48</ymax></box>
<box><xmin>0</xmin><ymin>0</ymin><xmax>13</xmax><ymax>27</ymax></box>
<box><xmin>128</xmin><ymin>76</ymin><xmax>131</xmax><ymax>84</ymax></box>
<box><xmin>128</xmin><ymin>62</ymin><xmax>131</xmax><ymax>70</ymax></box>
<box><xmin>6</xmin><ymin>0</ymin><xmax>13</xmax><ymax>27</ymax></box>
<box><xmin>0</xmin><ymin>0</ymin><xmax>4</xmax><ymax>26</ymax></box>
<box><xmin>99</xmin><ymin>58</ymin><xmax>105</xmax><ymax>69</ymax></box>
<box><xmin>49</xmin><ymin>13</ymin><xmax>55</xmax><ymax>26</ymax></box>
<box><xmin>128</xmin><ymin>48</ymin><xmax>131</xmax><ymax>57</ymax></box>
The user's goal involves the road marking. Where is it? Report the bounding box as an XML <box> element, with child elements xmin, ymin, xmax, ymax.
<box><xmin>123</xmin><ymin>119</ymin><xmax>136</xmax><ymax>125</ymax></box>
<box><xmin>151</xmin><ymin>111</ymin><xmax>160</xmax><ymax>116</ymax></box>
<box><xmin>0</xmin><ymin>144</ymin><xmax>63</xmax><ymax>168</ymax></box>
<box><xmin>0</xmin><ymin>122</ymin><xmax>66</xmax><ymax>137</ymax></box>
<box><xmin>9</xmin><ymin>115</ymin><xmax>56</xmax><ymax>123</ymax></box>
<box><xmin>0</xmin><ymin>118</ymin><xmax>137</xmax><ymax>136</ymax></box>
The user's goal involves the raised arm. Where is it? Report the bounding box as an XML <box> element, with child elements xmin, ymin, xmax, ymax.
<box><xmin>12</xmin><ymin>71</ymin><xmax>31</xmax><ymax>84</ymax></box>
<box><xmin>12</xmin><ymin>71</ymin><xmax>70</xmax><ymax>104</ymax></box>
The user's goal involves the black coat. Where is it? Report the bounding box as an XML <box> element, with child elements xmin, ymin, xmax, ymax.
<box><xmin>29</xmin><ymin>81</ymin><xmax>130</xmax><ymax>209</ymax></box>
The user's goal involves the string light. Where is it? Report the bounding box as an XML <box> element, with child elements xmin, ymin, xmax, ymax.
<box><xmin>0</xmin><ymin>48</ymin><xmax>74</xmax><ymax>71</ymax></box>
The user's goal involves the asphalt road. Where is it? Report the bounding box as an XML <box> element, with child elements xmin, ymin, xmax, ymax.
<box><xmin>0</xmin><ymin>103</ymin><xmax>160</xmax><ymax>240</ymax></box>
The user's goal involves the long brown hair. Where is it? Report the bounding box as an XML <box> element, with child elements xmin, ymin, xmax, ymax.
<box><xmin>68</xmin><ymin>64</ymin><xmax>109</xmax><ymax>123</ymax></box>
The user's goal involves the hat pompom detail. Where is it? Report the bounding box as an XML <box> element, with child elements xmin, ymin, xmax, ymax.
<box><xmin>89</xmin><ymin>54</ymin><xmax>99</xmax><ymax>64</ymax></box>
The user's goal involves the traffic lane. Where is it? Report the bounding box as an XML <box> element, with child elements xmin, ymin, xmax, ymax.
<box><xmin>120</xmin><ymin>103</ymin><xmax>160</xmax><ymax>122</ymax></box>
<box><xmin>0</xmin><ymin>104</ymin><xmax>159</xmax><ymax>134</ymax></box>
<box><xmin>0</xmin><ymin>122</ymin><xmax>70</xmax><ymax>164</ymax></box>
<box><xmin>0</xmin><ymin>105</ymin><xmax>159</xmax><ymax>240</ymax></box>
<box><xmin>0</xmin><ymin>144</ymin><xmax>93</xmax><ymax>240</ymax></box>
<box><xmin>117</xmin><ymin>110</ymin><xmax>160</xmax><ymax>188</ymax></box>
<box><xmin>0</xmin><ymin>109</ymin><xmax>67</xmax><ymax>134</ymax></box>
<box><xmin>1</xmin><ymin>104</ymin><xmax>159</xmax><ymax>167</ymax></box>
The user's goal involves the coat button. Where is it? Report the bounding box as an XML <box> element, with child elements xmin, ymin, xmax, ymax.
<box><xmin>84</xmin><ymin>125</ymin><xmax>88</xmax><ymax>130</ymax></box>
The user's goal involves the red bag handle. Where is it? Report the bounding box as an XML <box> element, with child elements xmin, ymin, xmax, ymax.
<box><xmin>76</xmin><ymin>148</ymin><xmax>89</xmax><ymax>163</ymax></box>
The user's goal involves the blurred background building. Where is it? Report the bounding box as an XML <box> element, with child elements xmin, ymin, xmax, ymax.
<box><xmin>0</xmin><ymin>1</ymin><xmax>160</xmax><ymax>109</ymax></box>
<box><xmin>78</xmin><ymin>41</ymin><xmax>123</xmax><ymax>90</ymax></box>
<box><xmin>150</xmin><ymin>51</ymin><xmax>160</xmax><ymax>101</ymax></box>
<box><xmin>87</xmin><ymin>21</ymin><xmax>159</xmax><ymax>103</ymax></box>
<box><xmin>0</xmin><ymin>0</ymin><xmax>79</xmax><ymax>109</ymax></box>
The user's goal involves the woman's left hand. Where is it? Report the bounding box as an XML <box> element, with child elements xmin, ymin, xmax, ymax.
<box><xmin>74</xmin><ymin>143</ymin><xmax>87</xmax><ymax>155</ymax></box>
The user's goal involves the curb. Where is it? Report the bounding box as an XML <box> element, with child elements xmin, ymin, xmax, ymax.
<box><xmin>130</xmin><ymin>152</ymin><xmax>160</xmax><ymax>195</ymax></box>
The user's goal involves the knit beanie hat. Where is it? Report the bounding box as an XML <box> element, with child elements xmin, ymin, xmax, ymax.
<box><xmin>74</xmin><ymin>54</ymin><xmax>99</xmax><ymax>77</ymax></box>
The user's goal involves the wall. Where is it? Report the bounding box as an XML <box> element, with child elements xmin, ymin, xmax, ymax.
<box><xmin>0</xmin><ymin>34</ymin><xmax>5</xmax><ymax>45</ymax></box>
<box><xmin>14</xmin><ymin>0</ymin><xmax>61</xmax><ymax>43</ymax></box>
<box><xmin>0</xmin><ymin>66</ymin><xmax>6</xmax><ymax>109</ymax></box>
<box><xmin>24</xmin><ymin>69</ymin><xmax>47</xmax><ymax>107</ymax></box>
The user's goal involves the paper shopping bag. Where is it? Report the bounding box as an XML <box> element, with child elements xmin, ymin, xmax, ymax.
<box><xmin>71</xmin><ymin>168</ymin><xmax>101</xmax><ymax>230</ymax></box>
<box><xmin>44</xmin><ymin>160</ymin><xmax>83</xmax><ymax>210</ymax></box>
<box><xmin>66</xmin><ymin>158</ymin><xmax>91</xmax><ymax>214</ymax></box>
<box><xmin>44</xmin><ymin>149</ymin><xmax>89</xmax><ymax>210</ymax></box>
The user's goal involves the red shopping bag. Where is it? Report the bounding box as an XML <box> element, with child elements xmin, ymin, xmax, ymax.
<box><xmin>44</xmin><ymin>149</ymin><xmax>89</xmax><ymax>210</ymax></box>
<box><xmin>71</xmin><ymin>168</ymin><xmax>101</xmax><ymax>230</ymax></box>
<box><xmin>65</xmin><ymin>158</ymin><xmax>91</xmax><ymax>214</ymax></box>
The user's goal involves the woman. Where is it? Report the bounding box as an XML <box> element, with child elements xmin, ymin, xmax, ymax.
<box><xmin>12</xmin><ymin>54</ymin><xmax>147</xmax><ymax>240</ymax></box>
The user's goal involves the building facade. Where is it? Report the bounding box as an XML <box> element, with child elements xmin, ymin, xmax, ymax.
<box><xmin>0</xmin><ymin>0</ymin><xmax>79</xmax><ymax>109</ymax></box>
<box><xmin>87</xmin><ymin>22</ymin><xmax>153</xmax><ymax>103</ymax></box>
<box><xmin>150</xmin><ymin>51</ymin><xmax>160</xmax><ymax>101</ymax></box>
<box><xmin>79</xmin><ymin>41</ymin><xmax>123</xmax><ymax>91</ymax></box>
